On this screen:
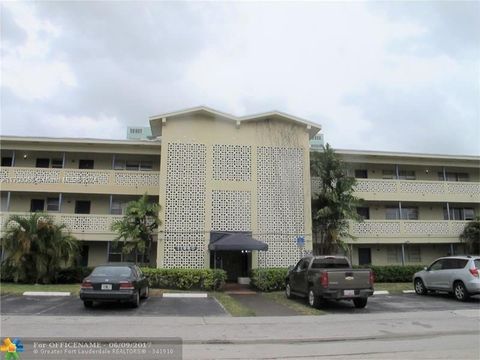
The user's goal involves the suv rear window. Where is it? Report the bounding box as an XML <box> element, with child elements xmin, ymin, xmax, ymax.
<box><xmin>311</xmin><ymin>258</ymin><xmax>350</xmax><ymax>269</ymax></box>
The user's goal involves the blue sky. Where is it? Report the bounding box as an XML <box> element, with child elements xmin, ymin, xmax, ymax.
<box><xmin>1</xmin><ymin>1</ymin><xmax>479</xmax><ymax>155</ymax></box>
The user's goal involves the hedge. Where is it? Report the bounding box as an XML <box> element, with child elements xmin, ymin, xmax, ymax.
<box><xmin>0</xmin><ymin>264</ymin><xmax>93</xmax><ymax>284</ymax></box>
<box><xmin>140</xmin><ymin>268</ymin><xmax>227</xmax><ymax>291</ymax></box>
<box><xmin>355</xmin><ymin>265</ymin><xmax>425</xmax><ymax>283</ymax></box>
<box><xmin>250</xmin><ymin>268</ymin><xmax>288</xmax><ymax>292</ymax></box>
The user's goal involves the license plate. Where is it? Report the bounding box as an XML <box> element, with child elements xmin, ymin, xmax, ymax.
<box><xmin>344</xmin><ymin>290</ymin><xmax>355</xmax><ymax>296</ymax></box>
<box><xmin>101</xmin><ymin>284</ymin><xmax>112</xmax><ymax>291</ymax></box>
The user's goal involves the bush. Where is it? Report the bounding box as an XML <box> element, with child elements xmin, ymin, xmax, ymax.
<box><xmin>56</xmin><ymin>267</ymin><xmax>93</xmax><ymax>283</ymax></box>
<box><xmin>140</xmin><ymin>268</ymin><xmax>226</xmax><ymax>291</ymax></box>
<box><xmin>250</xmin><ymin>268</ymin><xmax>288</xmax><ymax>292</ymax></box>
<box><xmin>355</xmin><ymin>265</ymin><xmax>425</xmax><ymax>282</ymax></box>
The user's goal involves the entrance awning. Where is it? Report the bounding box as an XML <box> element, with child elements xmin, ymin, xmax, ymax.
<box><xmin>209</xmin><ymin>231</ymin><xmax>268</xmax><ymax>251</ymax></box>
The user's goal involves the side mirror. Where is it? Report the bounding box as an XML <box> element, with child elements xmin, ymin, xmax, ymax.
<box><xmin>424</xmin><ymin>267</ymin><xmax>428</xmax><ymax>271</ymax></box>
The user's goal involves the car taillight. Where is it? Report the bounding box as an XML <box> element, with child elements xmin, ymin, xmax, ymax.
<box><xmin>469</xmin><ymin>268</ymin><xmax>479</xmax><ymax>278</ymax></box>
<box><xmin>119</xmin><ymin>281</ymin><xmax>134</xmax><ymax>290</ymax></box>
<box><xmin>81</xmin><ymin>280</ymin><xmax>93</xmax><ymax>289</ymax></box>
<box><xmin>369</xmin><ymin>271</ymin><xmax>375</xmax><ymax>286</ymax></box>
<box><xmin>320</xmin><ymin>272</ymin><xmax>329</xmax><ymax>288</ymax></box>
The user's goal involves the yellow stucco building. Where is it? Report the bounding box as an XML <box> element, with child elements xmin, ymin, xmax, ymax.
<box><xmin>1</xmin><ymin>107</ymin><xmax>478</xmax><ymax>276</ymax></box>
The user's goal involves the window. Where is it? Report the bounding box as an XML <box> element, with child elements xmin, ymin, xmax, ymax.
<box><xmin>356</xmin><ymin>207</ymin><xmax>370</xmax><ymax>220</ymax></box>
<box><xmin>36</xmin><ymin>158</ymin><xmax>50</xmax><ymax>168</ymax></box>
<box><xmin>107</xmin><ymin>242</ymin><xmax>149</xmax><ymax>264</ymax></box>
<box><xmin>429</xmin><ymin>259</ymin><xmax>444</xmax><ymax>271</ymax></box>
<box><xmin>387</xmin><ymin>246</ymin><xmax>402</xmax><ymax>263</ymax></box>
<box><xmin>382</xmin><ymin>170</ymin><xmax>395</xmax><ymax>179</ymax></box>
<box><xmin>114</xmin><ymin>159</ymin><xmax>153</xmax><ymax>171</ymax></box>
<box><xmin>75</xmin><ymin>201</ymin><xmax>91</xmax><ymax>214</ymax></box>
<box><xmin>1</xmin><ymin>193</ymin><xmax>8</xmax><ymax>211</ymax></box>
<box><xmin>46</xmin><ymin>197</ymin><xmax>60</xmax><ymax>211</ymax></box>
<box><xmin>1</xmin><ymin>157</ymin><xmax>13</xmax><ymax>166</ymax></box>
<box><xmin>405</xmin><ymin>246</ymin><xmax>421</xmax><ymax>263</ymax></box>
<box><xmin>386</xmin><ymin>207</ymin><xmax>399</xmax><ymax>220</ymax></box>
<box><xmin>401</xmin><ymin>207</ymin><xmax>418</xmax><ymax>220</ymax></box>
<box><xmin>111</xmin><ymin>200</ymin><xmax>127</xmax><ymax>215</ymax></box>
<box><xmin>398</xmin><ymin>170</ymin><xmax>416</xmax><ymax>180</ymax></box>
<box><xmin>79</xmin><ymin>159</ymin><xmax>94</xmax><ymax>169</ymax></box>
<box><xmin>439</xmin><ymin>172</ymin><xmax>470</xmax><ymax>182</ymax></box>
<box><xmin>51</xmin><ymin>159</ymin><xmax>63</xmax><ymax>168</ymax></box>
<box><xmin>312</xmin><ymin>258</ymin><xmax>350</xmax><ymax>268</ymax></box>
<box><xmin>444</xmin><ymin>207</ymin><xmax>475</xmax><ymax>220</ymax></box>
<box><xmin>299</xmin><ymin>258</ymin><xmax>310</xmax><ymax>270</ymax></box>
<box><xmin>30</xmin><ymin>199</ymin><xmax>45</xmax><ymax>212</ymax></box>
<box><xmin>354</xmin><ymin>169</ymin><xmax>368</xmax><ymax>179</ymax></box>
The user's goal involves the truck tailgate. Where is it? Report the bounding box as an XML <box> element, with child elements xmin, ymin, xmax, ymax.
<box><xmin>326</xmin><ymin>269</ymin><xmax>371</xmax><ymax>289</ymax></box>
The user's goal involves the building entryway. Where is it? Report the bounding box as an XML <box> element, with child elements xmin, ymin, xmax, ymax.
<box><xmin>358</xmin><ymin>248</ymin><xmax>372</xmax><ymax>265</ymax></box>
<box><xmin>210</xmin><ymin>251</ymin><xmax>251</xmax><ymax>282</ymax></box>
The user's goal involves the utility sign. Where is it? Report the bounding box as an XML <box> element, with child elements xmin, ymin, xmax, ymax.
<box><xmin>296</xmin><ymin>236</ymin><xmax>305</xmax><ymax>247</ymax></box>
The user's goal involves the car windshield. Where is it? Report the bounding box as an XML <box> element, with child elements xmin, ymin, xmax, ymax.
<box><xmin>91</xmin><ymin>266</ymin><xmax>132</xmax><ymax>278</ymax></box>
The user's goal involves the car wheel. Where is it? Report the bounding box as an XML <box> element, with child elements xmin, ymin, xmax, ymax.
<box><xmin>308</xmin><ymin>288</ymin><xmax>321</xmax><ymax>308</ymax></box>
<box><xmin>131</xmin><ymin>291</ymin><xmax>140</xmax><ymax>308</ymax></box>
<box><xmin>414</xmin><ymin>278</ymin><xmax>427</xmax><ymax>295</ymax></box>
<box><xmin>141</xmin><ymin>286</ymin><xmax>149</xmax><ymax>299</ymax></box>
<box><xmin>83</xmin><ymin>300</ymin><xmax>93</xmax><ymax>308</ymax></box>
<box><xmin>453</xmin><ymin>281</ymin><xmax>469</xmax><ymax>302</ymax></box>
<box><xmin>353</xmin><ymin>297</ymin><xmax>368</xmax><ymax>309</ymax></box>
<box><xmin>285</xmin><ymin>283</ymin><xmax>293</xmax><ymax>299</ymax></box>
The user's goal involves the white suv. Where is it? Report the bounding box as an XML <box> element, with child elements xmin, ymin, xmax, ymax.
<box><xmin>413</xmin><ymin>256</ymin><xmax>480</xmax><ymax>301</ymax></box>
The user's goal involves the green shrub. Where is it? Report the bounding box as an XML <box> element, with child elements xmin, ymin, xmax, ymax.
<box><xmin>56</xmin><ymin>267</ymin><xmax>93</xmax><ymax>283</ymax></box>
<box><xmin>140</xmin><ymin>268</ymin><xmax>226</xmax><ymax>291</ymax></box>
<box><xmin>250</xmin><ymin>268</ymin><xmax>288</xmax><ymax>292</ymax></box>
<box><xmin>355</xmin><ymin>265</ymin><xmax>425</xmax><ymax>282</ymax></box>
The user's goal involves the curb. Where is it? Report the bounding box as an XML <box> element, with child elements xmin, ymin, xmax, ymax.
<box><xmin>162</xmin><ymin>293</ymin><xmax>208</xmax><ymax>298</ymax></box>
<box><xmin>23</xmin><ymin>292</ymin><xmax>71</xmax><ymax>297</ymax></box>
<box><xmin>373</xmin><ymin>290</ymin><xmax>389</xmax><ymax>295</ymax></box>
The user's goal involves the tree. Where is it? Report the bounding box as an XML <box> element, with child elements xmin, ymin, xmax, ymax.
<box><xmin>460</xmin><ymin>218</ymin><xmax>480</xmax><ymax>254</ymax></box>
<box><xmin>311</xmin><ymin>144</ymin><xmax>362</xmax><ymax>255</ymax></box>
<box><xmin>111</xmin><ymin>193</ymin><xmax>160</xmax><ymax>264</ymax></box>
<box><xmin>1</xmin><ymin>212</ymin><xmax>79</xmax><ymax>283</ymax></box>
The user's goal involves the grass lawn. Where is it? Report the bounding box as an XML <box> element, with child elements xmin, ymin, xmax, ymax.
<box><xmin>209</xmin><ymin>291</ymin><xmax>256</xmax><ymax>317</ymax></box>
<box><xmin>1</xmin><ymin>282</ymin><xmax>81</xmax><ymax>295</ymax></box>
<box><xmin>375</xmin><ymin>282</ymin><xmax>413</xmax><ymax>293</ymax></box>
<box><xmin>262</xmin><ymin>292</ymin><xmax>325</xmax><ymax>316</ymax></box>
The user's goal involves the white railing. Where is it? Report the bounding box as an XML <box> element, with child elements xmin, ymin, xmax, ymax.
<box><xmin>0</xmin><ymin>167</ymin><xmax>160</xmax><ymax>187</ymax></box>
<box><xmin>0</xmin><ymin>212</ymin><xmax>123</xmax><ymax>234</ymax></box>
<box><xmin>349</xmin><ymin>220</ymin><xmax>469</xmax><ymax>238</ymax></box>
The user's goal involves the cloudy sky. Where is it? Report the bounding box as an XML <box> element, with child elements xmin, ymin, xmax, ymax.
<box><xmin>1</xmin><ymin>1</ymin><xmax>479</xmax><ymax>155</ymax></box>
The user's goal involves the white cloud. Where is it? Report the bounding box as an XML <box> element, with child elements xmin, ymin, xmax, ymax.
<box><xmin>1</xmin><ymin>2</ymin><xmax>76</xmax><ymax>100</ymax></box>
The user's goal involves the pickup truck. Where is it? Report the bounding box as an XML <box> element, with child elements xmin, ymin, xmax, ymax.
<box><xmin>285</xmin><ymin>256</ymin><xmax>374</xmax><ymax>308</ymax></box>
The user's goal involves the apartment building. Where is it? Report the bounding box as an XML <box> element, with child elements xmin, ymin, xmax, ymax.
<box><xmin>1</xmin><ymin>106</ymin><xmax>478</xmax><ymax>275</ymax></box>
<box><xmin>334</xmin><ymin>150</ymin><xmax>479</xmax><ymax>266</ymax></box>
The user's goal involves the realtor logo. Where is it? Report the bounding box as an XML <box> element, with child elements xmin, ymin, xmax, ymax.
<box><xmin>1</xmin><ymin>338</ymin><xmax>24</xmax><ymax>360</ymax></box>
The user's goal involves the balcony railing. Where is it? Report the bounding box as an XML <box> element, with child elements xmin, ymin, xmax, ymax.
<box><xmin>0</xmin><ymin>167</ymin><xmax>160</xmax><ymax>194</ymax></box>
<box><xmin>312</xmin><ymin>177</ymin><xmax>480</xmax><ymax>202</ymax></box>
<box><xmin>0</xmin><ymin>212</ymin><xmax>124</xmax><ymax>235</ymax></box>
<box><xmin>349</xmin><ymin>220</ymin><xmax>469</xmax><ymax>241</ymax></box>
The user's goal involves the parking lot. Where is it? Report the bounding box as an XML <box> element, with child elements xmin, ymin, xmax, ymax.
<box><xmin>1</xmin><ymin>292</ymin><xmax>478</xmax><ymax>317</ymax></box>
<box><xmin>0</xmin><ymin>294</ymin><xmax>228</xmax><ymax>317</ymax></box>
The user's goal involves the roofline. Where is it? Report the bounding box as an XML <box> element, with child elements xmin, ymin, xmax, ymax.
<box><xmin>149</xmin><ymin>105</ymin><xmax>321</xmax><ymax>138</ymax></box>
<box><xmin>0</xmin><ymin>135</ymin><xmax>161</xmax><ymax>147</ymax></box>
<box><xmin>333</xmin><ymin>148</ymin><xmax>480</xmax><ymax>161</ymax></box>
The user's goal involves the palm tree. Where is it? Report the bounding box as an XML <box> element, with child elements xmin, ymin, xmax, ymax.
<box><xmin>460</xmin><ymin>218</ymin><xmax>480</xmax><ymax>254</ymax></box>
<box><xmin>111</xmin><ymin>193</ymin><xmax>160</xmax><ymax>264</ymax></box>
<box><xmin>311</xmin><ymin>144</ymin><xmax>362</xmax><ymax>255</ymax></box>
<box><xmin>1</xmin><ymin>213</ymin><xmax>79</xmax><ymax>283</ymax></box>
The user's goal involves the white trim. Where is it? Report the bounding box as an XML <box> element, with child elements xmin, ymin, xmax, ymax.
<box><xmin>23</xmin><ymin>291</ymin><xmax>71</xmax><ymax>296</ymax></box>
<box><xmin>403</xmin><ymin>290</ymin><xmax>415</xmax><ymax>294</ymax></box>
<box><xmin>162</xmin><ymin>293</ymin><xmax>207</xmax><ymax>298</ymax></box>
<box><xmin>373</xmin><ymin>290</ymin><xmax>389</xmax><ymax>295</ymax></box>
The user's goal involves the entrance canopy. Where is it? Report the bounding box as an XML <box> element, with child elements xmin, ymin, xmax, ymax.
<box><xmin>209</xmin><ymin>231</ymin><xmax>268</xmax><ymax>251</ymax></box>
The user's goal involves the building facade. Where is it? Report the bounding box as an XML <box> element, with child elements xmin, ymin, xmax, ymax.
<box><xmin>1</xmin><ymin>107</ymin><xmax>479</xmax><ymax>276</ymax></box>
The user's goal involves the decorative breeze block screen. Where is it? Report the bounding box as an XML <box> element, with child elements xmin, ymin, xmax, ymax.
<box><xmin>256</xmin><ymin>147</ymin><xmax>306</xmax><ymax>267</ymax></box>
<box><xmin>213</xmin><ymin>144</ymin><xmax>251</xmax><ymax>181</ymax></box>
<box><xmin>163</xmin><ymin>143</ymin><xmax>206</xmax><ymax>268</ymax></box>
<box><xmin>211</xmin><ymin>190</ymin><xmax>251</xmax><ymax>231</ymax></box>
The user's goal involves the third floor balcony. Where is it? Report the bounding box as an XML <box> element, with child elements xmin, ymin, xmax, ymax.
<box><xmin>0</xmin><ymin>167</ymin><xmax>160</xmax><ymax>195</ymax></box>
